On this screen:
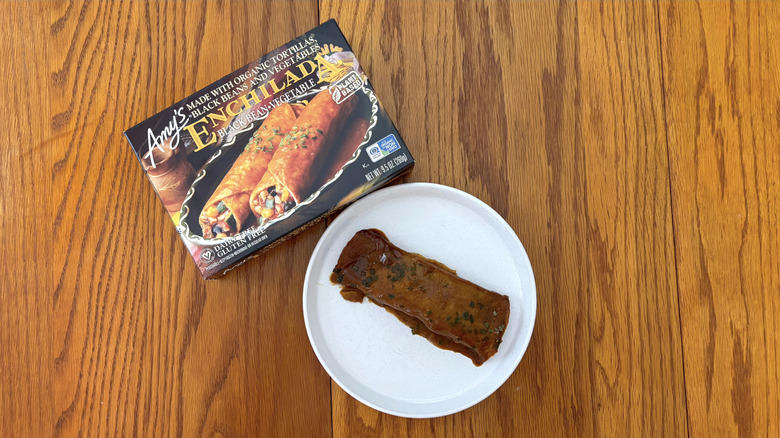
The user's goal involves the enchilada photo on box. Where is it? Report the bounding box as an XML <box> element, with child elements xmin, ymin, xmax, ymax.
<box><xmin>124</xmin><ymin>20</ymin><xmax>414</xmax><ymax>278</ymax></box>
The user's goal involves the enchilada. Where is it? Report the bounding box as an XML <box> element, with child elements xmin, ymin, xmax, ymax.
<box><xmin>331</xmin><ymin>229</ymin><xmax>511</xmax><ymax>366</ymax></box>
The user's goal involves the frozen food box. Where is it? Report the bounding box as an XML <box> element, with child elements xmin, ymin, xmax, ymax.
<box><xmin>124</xmin><ymin>19</ymin><xmax>415</xmax><ymax>278</ymax></box>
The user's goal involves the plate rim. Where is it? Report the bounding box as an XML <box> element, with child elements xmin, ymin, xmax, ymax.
<box><xmin>303</xmin><ymin>182</ymin><xmax>537</xmax><ymax>418</ymax></box>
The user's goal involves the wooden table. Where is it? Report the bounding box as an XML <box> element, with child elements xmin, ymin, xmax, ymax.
<box><xmin>2</xmin><ymin>1</ymin><xmax>778</xmax><ymax>436</ymax></box>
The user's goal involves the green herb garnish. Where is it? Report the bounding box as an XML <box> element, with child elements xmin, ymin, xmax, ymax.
<box><xmin>390</xmin><ymin>263</ymin><xmax>406</xmax><ymax>282</ymax></box>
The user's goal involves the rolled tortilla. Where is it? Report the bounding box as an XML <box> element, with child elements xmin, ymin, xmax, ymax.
<box><xmin>250</xmin><ymin>89</ymin><xmax>357</xmax><ymax>222</ymax></box>
<box><xmin>290</xmin><ymin>102</ymin><xmax>306</xmax><ymax>117</ymax></box>
<box><xmin>331</xmin><ymin>229</ymin><xmax>511</xmax><ymax>366</ymax></box>
<box><xmin>199</xmin><ymin>103</ymin><xmax>297</xmax><ymax>238</ymax></box>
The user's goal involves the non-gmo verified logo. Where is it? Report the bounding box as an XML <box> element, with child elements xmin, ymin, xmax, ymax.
<box><xmin>366</xmin><ymin>134</ymin><xmax>401</xmax><ymax>163</ymax></box>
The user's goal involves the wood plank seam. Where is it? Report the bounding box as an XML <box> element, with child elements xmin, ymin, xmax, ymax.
<box><xmin>652</xmin><ymin>1</ymin><xmax>693</xmax><ymax>436</ymax></box>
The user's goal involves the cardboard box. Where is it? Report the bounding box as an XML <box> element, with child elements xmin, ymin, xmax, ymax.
<box><xmin>124</xmin><ymin>20</ymin><xmax>414</xmax><ymax>278</ymax></box>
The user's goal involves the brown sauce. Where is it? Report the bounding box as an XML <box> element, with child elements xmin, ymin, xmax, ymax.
<box><xmin>330</xmin><ymin>229</ymin><xmax>510</xmax><ymax>366</ymax></box>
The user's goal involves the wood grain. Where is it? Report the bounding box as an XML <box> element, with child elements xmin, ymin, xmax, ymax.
<box><xmin>48</xmin><ymin>1</ymin><xmax>330</xmax><ymax>437</ymax></box>
<box><xmin>323</xmin><ymin>1</ymin><xmax>686</xmax><ymax>436</ymax></box>
<box><xmin>2</xmin><ymin>0</ymin><xmax>777</xmax><ymax>436</ymax></box>
<box><xmin>660</xmin><ymin>2</ymin><xmax>780</xmax><ymax>436</ymax></box>
<box><xmin>0</xmin><ymin>2</ymin><xmax>51</xmax><ymax>436</ymax></box>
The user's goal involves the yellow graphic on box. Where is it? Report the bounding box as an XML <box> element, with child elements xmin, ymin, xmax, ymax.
<box><xmin>316</xmin><ymin>45</ymin><xmax>354</xmax><ymax>83</ymax></box>
<box><xmin>183</xmin><ymin>44</ymin><xmax>358</xmax><ymax>152</ymax></box>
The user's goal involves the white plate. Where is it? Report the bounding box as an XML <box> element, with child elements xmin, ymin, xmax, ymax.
<box><xmin>303</xmin><ymin>183</ymin><xmax>536</xmax><ymax>418</ymax></box>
